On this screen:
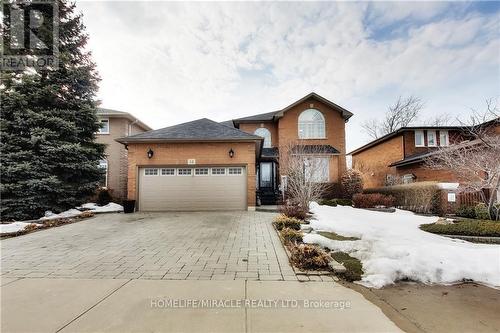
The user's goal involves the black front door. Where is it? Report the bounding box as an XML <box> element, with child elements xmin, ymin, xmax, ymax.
<box><xmin>259</xmin><ymin>162</ymin><xmax>273</xmax><ymax>189</ymax></box>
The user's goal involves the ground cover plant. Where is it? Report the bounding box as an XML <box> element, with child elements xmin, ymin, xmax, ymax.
<box><xmin>280</xmin><ymin>228</ymin><xmax>303</xmax><ymax>243</ymax></box>
<box><xmin>420</xmin><ymin>219</ymin><xmax>500</xmax><ymax>237</ymax></box>
<box><xmin>317</xmin><ymin>231</ymin><xmax>360</xmax><ymax>241</ymax></box>
<box><xmin>330</xmin><ymin>252</ymin><xmax>363</xmax><ymax>281</ymax></box>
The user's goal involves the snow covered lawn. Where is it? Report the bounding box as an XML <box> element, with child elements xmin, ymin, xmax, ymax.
<box><xmin>0</xmin><ymin>222</ymin><xmax>42</xmax><ymax>235</ymax></box>
<box><xmin>41</xmin><ymin>202</ymin><xmax>123</xmax><ymax>220</ymax></box>
<box><xmin>303</xmin><ymin>203</ymin><xmax>500</xmax><ymax>289</ymax></box>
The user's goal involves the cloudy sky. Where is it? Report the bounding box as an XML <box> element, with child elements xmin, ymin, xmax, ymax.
<box><xmin>77</xmin><ymin>1</ymin><xmax>499</xmax><ymax>151</ymax></box>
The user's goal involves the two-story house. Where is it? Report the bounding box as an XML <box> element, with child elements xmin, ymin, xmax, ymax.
<box><xmin>116</xmin><ymin>93</ymin><xmax>353</xmax><ymax>211</ymax></box>
<box><xmin>350</xmin><ymin>126</ymin><xmax>475</xmax><ymax>188</ymax></box>
<box><xmin>96</xmin><ymin>108</ymin><xmax>151</xmax><ymax>201</ymax></box>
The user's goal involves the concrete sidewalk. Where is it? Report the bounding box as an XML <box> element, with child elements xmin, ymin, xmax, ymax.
<box><xmin>0</xmin><ymin>278</ymin><xmax>400</xmax><ymax>333</ymax></box>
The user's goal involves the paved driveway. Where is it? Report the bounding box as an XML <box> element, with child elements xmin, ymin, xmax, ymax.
<box><xmin>1</xmin><ymin>211</ymin><xmax>300</xmax><ymax>281</ymax></box>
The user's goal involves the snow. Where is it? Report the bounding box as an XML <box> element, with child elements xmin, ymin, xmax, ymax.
<box><xmin>304</xmin><ymin>202</ymin><xmax>500</xmax><ymax>289</ymax></box>
<box><xmin>40</xmin><ymin>209</ymin><xmax>83</xmax><ymax>220</ymax></box>
<box><xmin>0</xmin><ymin>222</ymin><xmax>42</xmax><ymax>234</ymax></box>
<box><xmin>79</xmin><ymin>202</ymin><xmax>123</xmax><ymax>213</ymax></box>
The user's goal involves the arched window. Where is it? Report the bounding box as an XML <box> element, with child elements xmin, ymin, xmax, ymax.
<box><xmin>254</xmin><ymin>127</ymin><xmax>272</xmax><ymax>148</ymax></box>
<box><xmin>298</xmin><ymin>109</ymin><xmax>325</xmax><ymax>139</ymax></box>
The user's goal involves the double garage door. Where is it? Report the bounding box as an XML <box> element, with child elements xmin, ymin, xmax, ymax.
<box><xmin>138</xmin><ymin>166</ymin><xmax>247</xmax><ymax>211</ymax></box>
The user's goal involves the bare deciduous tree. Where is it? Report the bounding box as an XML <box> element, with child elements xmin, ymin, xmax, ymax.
<box><xmin>362</xmin><ymin>96</ymin><xmax>424</xmax><ymax>139</ymax></box>
<box><xmin>424</xmin><ymin>113</ymin><xmax>452</xmax><ymax>126</ymax></box>
<box><xmin>279</xmin><ymin>141</ymin><xmax>331</xmax><ymax>212</ymax></box>
<box><xmin>426</xmin><ymin>101</ymin><xmax>500</xmax><ymax>220</ymax></box>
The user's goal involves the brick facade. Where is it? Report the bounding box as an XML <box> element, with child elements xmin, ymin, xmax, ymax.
<box><xmin>125</xmin><ymin>142</ymin><xmax>257</xmax><ymax>208</ymax></box>
<box><xmin>239</xmin><ymin>123</ymin><xmax>279</xmax><ymax>147</ymax></box>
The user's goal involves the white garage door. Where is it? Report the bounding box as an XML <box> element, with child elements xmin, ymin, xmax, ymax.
<box><xmin>138</xmin><ymin>166</ymin><xmax>247</xmax><ymax>211</ymax></box>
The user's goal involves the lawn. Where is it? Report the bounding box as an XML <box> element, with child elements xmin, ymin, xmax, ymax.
<box><xmin>303</xmin><ymin>203</ymin><xmax>500</xmax><ymax>289</ymax></box>
<box><xmin>420</xmin><ymin>219</ymin><xmax>500</xmax><ymax>237</ymax></box>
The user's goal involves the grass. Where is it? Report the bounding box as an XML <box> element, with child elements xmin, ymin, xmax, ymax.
<box><xmin>331</xmin><ymin>252</ymin><xmax>363</xmax><ymax>281</ymax></box>
<box><xmin>420</xmin><ymin>219</ymin><xmax>500</xmax><ymax>237</ymax></box>
<box><xmin>317</xmin><ymin>231</ymin><xmax>360</xmax><ymax>241</ymax></box>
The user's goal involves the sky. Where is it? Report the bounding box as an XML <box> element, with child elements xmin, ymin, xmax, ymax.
<box><xmin>76</xmin><ymin>1</ymin><xmax>500</xmax><ymax>152</ymax></box>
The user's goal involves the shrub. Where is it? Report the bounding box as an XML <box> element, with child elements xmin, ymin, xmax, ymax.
<box><xmin>352</xmin><ymin>193</ymin><xmax>395</xmax><ymax>208</ymax></box>
<box><xmin>331</xmin><ymin>252</ymin><xmax>363</xmax><ymax>281</ymax></box>
<box><xmin>335</xmin><ymin>199</ymin><xmax>353</xmax><ymax>206</ymax></box>
<box><xmin>475</xmin><ymin>203</ymin><xmax>490</xmax><ymax>220</ymax></box>
<box><xmin>280</xmin><ymin>228</ymin><xmax>303</xmax><ymax>243</ymax></box>
<box><xmin>340</xmin><ymin>169</ymin><xmax>363</xmax><ymax>199</ymax></box>
<box><xmin>23</xmin><ymin>223</ymin><xmax>39</xmax><ymax>233</ymax></box>
<box><xmin>289</xmin><ymin>244</ymin><xmax>330</xmax><ymax>270</ymax></box>
<box><xmin>364</xmin><ymin>182</ymin><xmax>441</xmax><ymax>214</ymax></box>
<box><xmin>420</xmin><ymin>219</ymin><xmax>500</xmax><ymax>237</ymax></box>
<box><xmin>456</xmin><ymin>205</ymin><xmax>477</xmax><ymax>219</ymax></box>
<box><xmin>274</xmin><ymin>214</ymin><xmax>302</xmax><ymax>231</ymax></box>
<box><xmin>319</xmin><ymin>199</ymin><xmax>337</xmax><ymax>207</ymax></box>
<box><xmin>96</xmin><ymin>188</ymin><xmax>112</xmax><ymax>206</ymax></box>
<box><xmin>278</xmin><ymin>205</ymin><xmax>307</xmax><ymax>220</ymax></box>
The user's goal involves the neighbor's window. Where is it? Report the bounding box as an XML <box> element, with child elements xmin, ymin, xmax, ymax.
<box><xmin>254</xmin><ymin>127</ymin><xmax>272</xmax><ymax>148</ymax></box>
<box><xmin>144</xmin><ymin>168</ymin><xmax>158</xmax><ymax>176</ymax></box>
<box><xmin>439</xmin><ymin>130</ymin><xmax>449</xmax><ymax>146</ymax></box>
<box><xmin>211</xmin><ymin>168</ymin><xmax>226</xmax><ymax>175</ymax></box>
<box><xmin>98</xmin><ymin>118</ymin><xmax>109</xmax><ymax>134</ymax></box>
<box><xmin>177</xmin><ymin>168</ymin><xmax>192</xmax><ymax>176</ymax></box>
<box><xmin>98</xmin><ymin>159</ymin><xmax>108</xmax><ymax>187</ymax></box>
<box><xmin>414</xmin><ymin>130</ymin><xmax>424</xmax><ymax>147</ymax></box>
<box><xmin>402</xmin><ymin>174</ymin><xmax>415</xmax><ymax>184</ymax></box>
<box><xmin>304</xmin><ymin>157</ymin><xmax>329</xmax><ymax>183</ymax></box>
<box><xmin>298</xmin><ymin>109</ymin><xmax>325</xmax><ymax>139</ymax></box>
<box><xmin>161</xmin><ymin>168</ymin><xmax>175</xmax><ymax>176</ymax></box>
<box><xmin>195</xmin><ymin>168</ymin><xmax>209</xmax><ymax>175</ymax></box>
<box><xmin>228</xmin><ymin>167</ymin><xmax>243</xmax><ymax>175</ymax></box>
<box><xmin>427</xmin><ymin>130</ymin><xmax>437</xmax><ymax>147</ymax></box>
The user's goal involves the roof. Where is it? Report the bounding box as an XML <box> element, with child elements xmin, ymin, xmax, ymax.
<box><xmin>233</xmin><ymin>92</ymin><xmax>354</xmax><ymax>124</ymax></box>
<box><xmin>261</xmin><ymin>147</ymin><xmax>279</xmax><ymax>158</ymax></box>
<box><xmin>291</xmin><ymin>144</ymin><xmax>340</xmax><ymax>155</ymax></box>
<box><xmin>116</xmin><ymin>118</ymin><xmax>264</xmax><ymax>144</ymax></box>
<box><xmin>348</xmin><ymin>126</ymin><xmax>463</xmax><ymax>155</ymax></box>
<box><xmin>219</xmin><ymin>120</ymin><xmax>235</xmax><ymax>128</ymax></box>
<box><xmin>97</xmin><ymin>108</ymin><xmax>152</xmax><ymax>131</ymax></box>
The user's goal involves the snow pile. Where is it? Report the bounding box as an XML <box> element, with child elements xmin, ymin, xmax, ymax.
<box><xmin>304</xmin><ymin>202</ymin><xmax>500</xmax><ymax>289</ymax></box>
<box><xmin>0</xmin><ymin>222</ymin><xmax>42</xmax><ymax>234</ymax></box>
<box><xmin>40</xmin><ymin>209</ymin><xmax>83</xmax><ymax>220</ymax></box>
<box><xmin>79</xmin><ymin>202</ymin><xmax>123</xmax><ymax>213</ymax></box>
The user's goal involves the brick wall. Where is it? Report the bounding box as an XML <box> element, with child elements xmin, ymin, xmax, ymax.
<box><xmin>395</xmin><ymin>163</ymin><xmax>460</xmax><ymax>183</ymax></box>
<box><xmin>239</xmin><ymin>123</ymin><xmax>279</xmax><ymax>147</ymax></box>
<box><xmin>126</xmin><ymin>142</ymin><xmax>257</xmax><ymax>207</ymax></box>
<box><xmin>352</xmin><ymin>135</ymin><xmax>404</xmax><ymax>188</ymax></box>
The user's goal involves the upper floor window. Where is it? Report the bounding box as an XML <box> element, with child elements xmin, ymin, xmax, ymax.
<box><xmin>427</xmin><ymin>130</ymin><xmax>437</xmax><ymax>147</ymax></box>
<box><xmin>298</xmin><ymin>109</ymin><xmax>325</xmax><ymax>139</ymax></box>
<box><xmin>439</xmin><ymin>130</ymin><xmax>449</xmax><ymax>146</ymax></box>
<box><xmin>414</xmin><ymin>130</ymin><xmax>424</xmax><ymax>147</ymax></box>
<box><xmin>254</xmin><ymin>127</ymin><xmax>272</xmax><ymax>148</ymax></box>
<box><xmin>98</xmin><ymin>118</ymin><xmax>109</xmax><ymax>134</ymax></box>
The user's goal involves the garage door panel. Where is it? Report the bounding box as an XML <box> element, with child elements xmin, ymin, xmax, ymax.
<box><xmin>138</xmin><ymin>167</ymin><xmax>246</xmax><ymax>211</ymax></box>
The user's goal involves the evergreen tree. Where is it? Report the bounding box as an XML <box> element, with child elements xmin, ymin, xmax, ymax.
<box><xmin>1</xmin><ymin>1</ymin><xmax>104</xmax><ymax>220</ymax></box>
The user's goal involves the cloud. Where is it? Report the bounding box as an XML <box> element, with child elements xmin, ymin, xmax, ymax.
<box><xmin>76</xmin><ymin>1</ymin><xmax>500</xmax><ymax>151</ymax></box>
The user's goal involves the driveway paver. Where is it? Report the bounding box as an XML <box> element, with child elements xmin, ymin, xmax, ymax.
<box><xmin>1</xmin><ymin>211</ymin><xmax>294</xmax><ymax>281</ymax></box>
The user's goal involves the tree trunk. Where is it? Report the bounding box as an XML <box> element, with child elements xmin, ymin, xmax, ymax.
<box><xmin>488</xmin><ymin>177</ymin><xmax>500</xmax><ymax>220</ymax></box>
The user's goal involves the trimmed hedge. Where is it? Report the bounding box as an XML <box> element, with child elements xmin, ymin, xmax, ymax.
<box><xmin>352</xmin><ymin>193</ymin><xmax>395</xmax><ymax>208</ymax></box>
<box><xmin>420</xmin><ymin>219</ymin><xmax>500</xmax><ymax>237</ymax></box>
<box><xmin>319</xmin><ymin>198</ymin><xmax>352</xmax><ymax>207</ymax></box>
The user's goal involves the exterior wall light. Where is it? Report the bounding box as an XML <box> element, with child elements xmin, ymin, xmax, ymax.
<box><xmin>147</xmin><ymin>148</ymin><xmax>154</xmax><ymax>159</ymax></box>
<box><xmin>229</xmin><ymin>148</ymin><xmax>234</xmax><ymax>158</ymax></box>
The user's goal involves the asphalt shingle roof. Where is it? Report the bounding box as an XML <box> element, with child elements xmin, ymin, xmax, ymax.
<box><xmin>291</xmin><ymin>145</ymin><xmax>340</xmax><ymax>154</ymax></box>
<box><xmin>117</xmin><ymin>118</ymin><xmax>262</xmax><ymax>143</ymax></box>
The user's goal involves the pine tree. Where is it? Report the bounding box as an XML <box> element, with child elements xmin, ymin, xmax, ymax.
<box><xmin>1</xmin><ymin>1</ymin><xmax>104</xmax><ymax>221</ymax></box>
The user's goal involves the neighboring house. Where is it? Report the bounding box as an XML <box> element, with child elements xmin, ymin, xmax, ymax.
<box><xmin>116</xmin><ymin>92</ymin><xmax>353</xmax><ymax>211</ymax></box>
<box><xmin>96</xmin><ymin>108</ymin><xmax>151</xmax><ymax>201</ymax></box>
<box><xmin>350</xmin><ymin>120</ymin><xmax>500</xmax><ymax>189</ymax></box>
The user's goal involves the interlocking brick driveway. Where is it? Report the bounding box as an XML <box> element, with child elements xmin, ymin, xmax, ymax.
<box><xmin>1</xmin><ymin>211</ymin><xmax>301</xmax><ymax>281</ymax></box>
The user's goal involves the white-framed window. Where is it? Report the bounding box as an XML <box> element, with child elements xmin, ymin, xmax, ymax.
<box><xmin>161</xmin><ymin>168</ymin><xmax>175</xmax><ymax>176</ymax></box>
<box><xmin>439</xmin><ymin>130</ymin><xmax>449</xmax><ymax>146</ymax></box>
<box><xmin>211</xmin><ymin>167</ymin><xmax>226</xmax><ymax>175</ymax></box>
<box><xmin>98</xmin><ymin>159</ymin><xmax>108</xmax><ymax>188</ymax></box>
<box><xmin>298</xmin><ymin>109</ymin><xmax>326</xmax><ymax>139</ymax></box>
<box><xmin>414</xmin><ymin>130</ymin><xmax>425</xmax><ymax>147</ymax></box>
<box><xmin>228</xmin><ymin>167</ymin><xmax>243</xmax><ymax>175</ymax></box>
<box><xmin>195</xmin><ymin>168</ymin><xmax>209</xmax><ymax>176</ymax></box>
<box><xmin>97</xmin><ymin>118</ymin><xmax>109</xmax><ymax>134</ymax></box>
<box><xmin>177</xmin><ymin>168</ymin><xmax>192</xmax><ymax>176</ymax></box>
<box><xmin>144</xmin><ymin>168</ymin><xmax>158</xmax><ymax>176</ymax></box>
<box><xmin>304</xmin><ymin>157</ymin><xmax>329</xmax><ymax>183</ymax></box>
<box><xmin>427</xmin><ymin>130</ymin><xmax>437</xmax><ymax>147</ymax></box>
<box><xmin>254</xmin><ymin>127</ymin><xmax>272</xmax><ymax>148</ymax></box>
<box><xmin>402</xmin><ymin>174</ymin><xmax>415</xmax><ymax>184</ymax></box>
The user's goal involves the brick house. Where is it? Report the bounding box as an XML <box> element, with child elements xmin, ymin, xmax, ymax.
<box><xmin>116</xmin><ymin>93</ymin><xmax>353</xmax><ymax>211</ymax></box>
<box><xmin>96</xmin><ymin>108</ymin><xmax>151</xmax><ymax>201</ymax></box>
<box><xmin>350</xmin><ymin>120</ymin><xmax>500</xmax><ymax>189</ymax></box>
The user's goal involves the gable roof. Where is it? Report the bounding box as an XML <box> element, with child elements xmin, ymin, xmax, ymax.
<box><xmin>348</xmin><ymin>126</ymin><xmax>463</xmax><ymax>156</ymax></box>
<box><xmin>233</xmin><ymin>92</ymin><xmax>354</xmax><ymax>124</ymax></box>
<box><xmin>116</xmin><ymin>118</ymin><xmax>263</xmax><ymax>144</ymax></box>
<box><xmin>97</xmin><ymin>108</ymin><xmax>152</xmax><ymax>131</ymax></box>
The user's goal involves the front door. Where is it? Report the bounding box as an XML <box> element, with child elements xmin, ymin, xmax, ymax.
<box><xmin>259</xmin><ymin>162</ymin><xmax>273</xmax><ymax>189</ymax></box>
